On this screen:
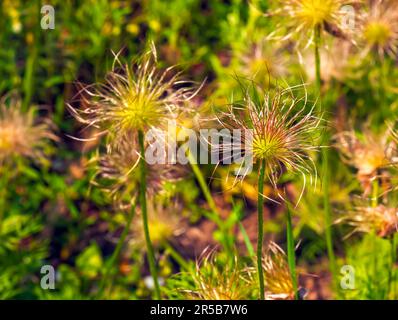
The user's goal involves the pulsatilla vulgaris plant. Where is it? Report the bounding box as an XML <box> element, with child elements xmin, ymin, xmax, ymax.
<box><xmin>338</xmin><ymin>203</ymin><xmax>398</xmax><ymax>238</ymax></box>
<box><xmin>69</xmin><ymin>45</ymin><xmax>199</xmax><ymax>299</ymax></box>
<box><xmin>0</xmin><ymin>94</ymin><xmax>57</xmax><ymax>232</ymax></box>
<box><xmin>334</xmin><ymin>126</ymin><xmax>397</xmax><ymax>196</ymax></box>
<box><xmin>269</xmin><ymin>1</ymin><xmax>363</xmax><ymax>290</ymax></box>
<box><xmin>357</xmin><ymin>0</ymin><xmax>398</xmax><ymax>59</ymax></box>
<box><xmin>91</xmin><ymin>135</ymin><xmax>185</xmax><ymax>206</ymax></box>
<box><xmin>215</xmin><ymin>83</ymin><xmax>321</xmax><ymax>299</ymax></box>
<box><xmin>248</xmin><ymin>242</ymin><xmax>303</xmax><ymax>300</ymax></box>
<box><xmin>178</xmin><ymin>250</ymin><xmax>251</xmax><ymax>300</ymax></box>
<box><xmin>268</xmin><ymin>0</ymin><xmax>356</xmax><ymax>49</ymax></box>
<box><xmin>0</xmin><ymin>95</ymin><xmax>56</xmax><ymax>166</ymax></box>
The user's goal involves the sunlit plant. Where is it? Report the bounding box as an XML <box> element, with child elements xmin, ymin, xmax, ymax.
<box><xmin>69</xmin><ymin>45</ymin><xmax>198</xmax><ymax>299</ymax></box>
<box><xmin>215</xmin><ymin>83</ymin><xmax>321</xmax><ymax>299</ymax></box>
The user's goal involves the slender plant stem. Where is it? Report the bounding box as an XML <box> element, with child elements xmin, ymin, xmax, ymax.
<box><xmin>391</xmin><ymin>234</ymin><xmax>397</xmax><ymax>299</ymax></box>
<box><xmin>0</xmin><ymin>167</ymin><xmax>9</xmax><ymax>233</ymax></box>
<box><xmin>186</xmin><ymin>148</ymin><xmax>235</xmax><ymax>257</ymax></box>
<box><xmin>322</xmin><ymin>144</ymin><xmax>337</xmax><ymax>285</ymax></box>
<box><xmin>378</xmin><ymin>57</ymin><xmax>387</xmax><ymax>123</ymax></box>
<box><xmin>314</xmin><ymin>25</ymin><xmax>322</xmax><ymax>106</ymax></box>
<box><xmin>315</xmin><ymin>24</ymin><xmax>337</xmax><ymax>291</ymax></box>
<box><xmin>138</xmin><ymin>130</ymin><xmax>161</xmax><ymax>299</ymax></box>
<box><xmin>257</xmin><ymin>159</ymin><xmax>266</xmax><ymax>300</ymax></box>
<box><xmin>163</xmin><ymin>242</ymin><xmax>190</xmax><ymax>271</ymax></box>
<box><xmin>186</xmin><ymin>149</ymin><xmax>218</xmax><ymax>214</ymax></box>
<box><xmin>97</xmin><ymin>199</ymin><xmax>137</xmax><ymax>299</ymax></box>
<box><xmin>371</xmin><ymin>179</ymin><xmax>380</xmax><ymax>297</ymax></box>
<box><xmin>286</xmin><ymin>203</ymin><xmax>298</xmax><ymax>300</ymax></box>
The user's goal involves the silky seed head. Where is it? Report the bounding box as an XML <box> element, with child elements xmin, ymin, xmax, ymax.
<box><xmin>0</xmin><ymin>95</ymin><xmax>56</xmax><ymax>165</ymax></box>
<box><xmin>269</xmin><ymin>0</ymin><xmax>354</xmax><ymax>48</ymax></box>
<box><xmin>68</xmin><ymin>45</ymin><xmax>198</xmax><ymax>143</ymax></box>
<box><xmin>215</xmin><ymin>84</ymin><xmax>321</xmax><ymax>202</ymax></box>
<box><xmin>358</xmin><ymin>0</ymin><xmax>398</xmax><ymax>58</ymax></box>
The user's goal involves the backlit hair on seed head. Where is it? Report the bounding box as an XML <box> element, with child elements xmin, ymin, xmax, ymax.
<box><xmin>0</xmin><ymin>94</ymin><xmax>57</xmax><ymax>166</ymax></box>
<box><xmin>68</xmin><ymin>44</ymin><xmax>200</xmax><ymax>145</ymax></box>
<box><xmin>213</xmin><ymin>82</ymin><xmax>322</xmax><ymax>204</ymax></box>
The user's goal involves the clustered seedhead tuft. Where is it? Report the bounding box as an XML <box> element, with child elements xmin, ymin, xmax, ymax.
<box><xmin>68</xmin><ymin>45</ymin><xmax>197</xmax><ymax>143</ymax></box>
<box><xmin>338</xmin><ymin>203</ymin><xmax>398</xmax><ymax>238</ymax></box>
<box><xmin>216</xmin><ymin>84</ymin><xmax>322</xmax><ymax>202</ymax></box>
<box><xmin>358</xmin><ymin>0</ymin><xmax>398</xmax><ymax>58</ymax></box>
<box><xmin>269</xmin><ymin>0</ymin><xmax>354</xmax><ymax>48</ymax></box>
<box><xmin>0</xmin><ymin>95</ymin><xmax>56</xmax><ymax>166</ymax></box>
<box><xmin>182</xmin><ymin>251</ymin><xmax>250</xmax><ymax>300</ymax></box>
<box><xmin>334</xmin><ymin>127</ymin><xmax>397</xmax><ymax>195</ymax></box>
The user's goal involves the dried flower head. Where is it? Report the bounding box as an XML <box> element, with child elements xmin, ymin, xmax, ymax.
<box><xmin>337</xmin><ymin>203</ymin><xmax>398</xmax><ymax>237</ymax></box>
<box><xmin>215</xmin><ymin>84</ymin><xmax>321</xmax><ymax>202</ymax></box>
<box><xmin>261</xmin><ymin>242</ymin><xmax>297</xmax><ymax>300</ymax></box>
<box><xmin>334</xmin><ymin>127</ymin><xmax>397</xmax><ymax>194</ymax></box>
<box><xmin>182</xmin><ymin>251</ymin><xmax>250</xmax><ymax>300</ymax></box>
<box><xmin>357</xmin><ymin>0</ymin><xmax>398</xmax><ymax>58</ymax></box>
<box><xmin>0</xmin><ymin>95</ymin><xmax>56</xmax><ymax>166</ymax></box>
<box><xmin>269</xmin><ymin>0</ymin><xmax>355</xmax><ymax>48</ymax></box>
<box><xmin>92</xmin><ymin>133</ymin><xmax>185</xmax><ymax>205</ymax></box>
<box><xmin>68</xmin><ymin>44</ymin><xmax>198</xmax><ymax>143</ymax></box>
<box><xmin>131</xmin><ymin>201</ymin><xmax>185</xmax><ymax>249</ymax></box>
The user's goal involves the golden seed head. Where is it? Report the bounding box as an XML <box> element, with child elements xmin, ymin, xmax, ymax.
<box><xmin>358</xmin><ymin>0</ymin><xmax>398</xmax><ymax>58</ymax></box>
<box><xmin>338</xmin><ymin>204</ymin><xmax>398</xmax><ymax>238</ymax></box>
<box><xmin>246</xmin><ymin>242</ymin><xmax>299</xmax><ymax>300</ymax></box>
<box><xmin>269</xmin><ymin>0</ymin><xmax>352</xmax><ymax>47</ymax></box>
<box><xmin>216</xmin><ymin>84</ymin><xmax>321</xmax><ymax>199</ymax></box>
<box><xmin>68</xmin><ymin>45</ymin><xmax>198</xmax><ymax>142</ymax></box>
<box><xmin>0</xmin><ymin>95</ymin><xmax>56</xmax><ymax>165</ymax></box>
<box><xmin>92</xmin><ymin>134</ymin><xmax>185</xmax><ymax>205</ymax></box>
<box><xmin>252</xmin><ymin>135</ymin><xmax>286</xmax><ymax>161</ymax></box>
<box><xmin>364</xmin><ymin>22</ymin><xmax>392</xmax><ymax>46</ymax></box>
<box><xmin>131</xmin><ymin>201</ymin><xmax>185</xmax><ymax>249</ymax></box>
<box><xmin>335</xmin><ymin>127</ymin><xmax>397</xmax><ymax>194</ymax></box>
<box><xmin>262</xmin><ymin>242</ymin><xmax>297</xmax><ymax>300</ymax></box>
<box><xmin>182</xmin><ymin>251</ymin><xmax>250</xmax><ymax>300</ymax></box>
<box><xmin>294</xmin><ymin>0</ymin><xmax>341</xmax><ymax>27</ymax></box>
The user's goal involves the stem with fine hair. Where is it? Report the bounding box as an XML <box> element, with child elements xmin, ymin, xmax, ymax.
<box><xmin>257</xmin><ymin>159</ymin><xmax>266</xmax><ymax>300</ymax></box>
<box><xmin>286</xmin><ymin>203</ymin><xmax>298</xmax><ymax>300</ymax></box>
<box><xmin>0</xmin><ymin>166</ymin><xmax>9</xmax><ymax>233</ymax></box>
<box><xmin>391</xmin><ymin>234</ymin><xmax>397</xmax><ymax>299</ymax></box>
<box><xmin>186</xmin><ymin>149</ymin><xmax>218</xmax><ymax>214</ymax></box>
<box><xmin>163</xmin><ymin>242</ymin><xmax>190</xmax><ymax>271</ymax></box>
<box><xmin>138</xmin><ymin>130</ymin><xmax>161</xmax><ymax>299</ymax></box>
<box><xmin>97</xmin><ymin>199</ymin><xmax>136</xmax><ymax>299</ymax></box>
<box><xmin>315</xmin><ymin>24</ymin><xmax>337</xmax><ymax>291</ymax></box>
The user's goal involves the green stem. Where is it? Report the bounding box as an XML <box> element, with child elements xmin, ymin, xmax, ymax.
<box><xmin>138</xmin><ymin>130</ymin><xmax>161</xmax><ymax>299</ymax></box>
<box><xmin>0</xmin><ymin>167</ymin><xmax>10</xmax><ymax>233</ymax></box>
<box><xmin>96</xmin><ymin>199</ymin><xmax>136</xmax><ymax>299</ymax></box>
<box><xmin>322</xmin><ymin>142</ymin><xmax>337</xmax><ymax>291</ymax></box>
<box><xmin>257</xmin><ymin>159</ymin><xmax>266</xmax><ymax>300</ymax></box>
<box><xmin>163</xmin><ymin>242</ymin><xmax>190</xmax><ymax>271</ymax></box>
<box><xmin>371</xmin><ymin>179</ymin><xmax>379</xmax><ymax>297</ymax></box>
<box><xmin>186</xmin><ymin>150</ymin><xmax>218</xmax><ymax>214</ymax></box>
<box><xmin>315</xmin><ymin>24</ymin><xmax>337</xmax><ymax>293</ymax></box>
<box><xmin>391</xmin><ymin>234</ymin><xmax>397</xmax><ymax>299</ymax></box>
<box><xmin>314</xmin><ymin>25</ymin><xmax>322</xmax><ymax>108</ymax></box>
<box><xmin>378</xmin><ymin>57</ymin><xmax>387</xmax><ymax>123</ymax></box>
<box><xmin>286</xmin><ymin>203</ymin><xmax>298</xmax><ymax>300</ymax></box>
